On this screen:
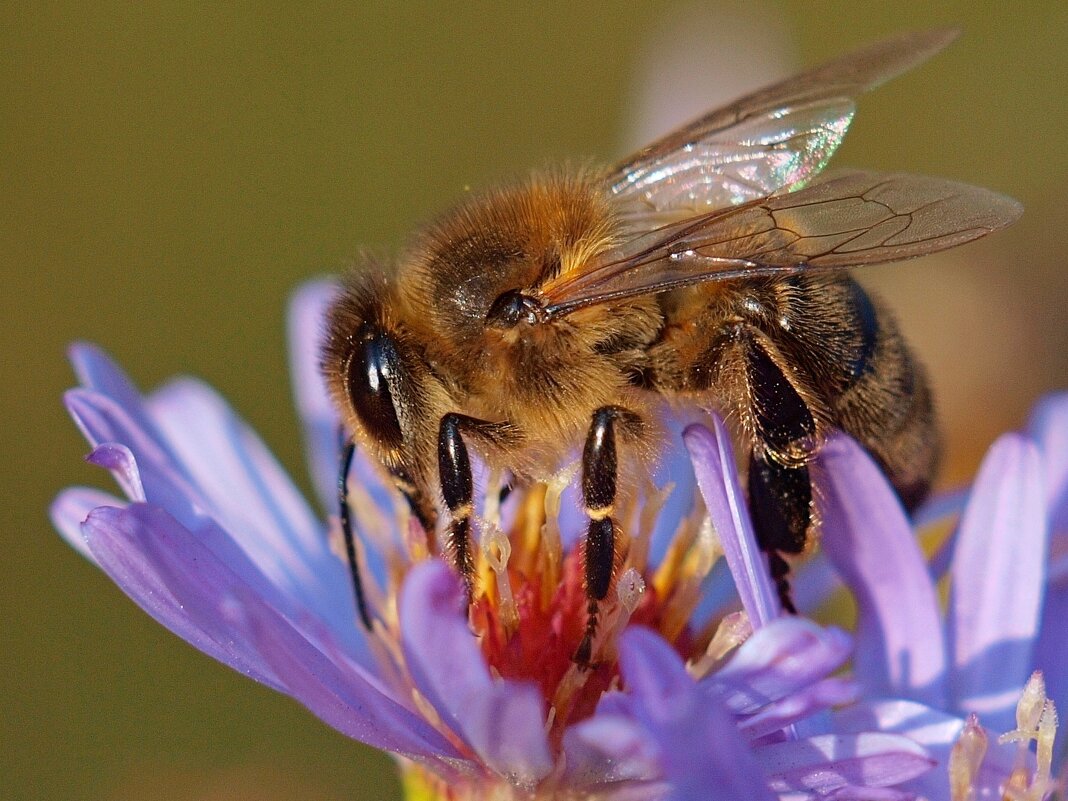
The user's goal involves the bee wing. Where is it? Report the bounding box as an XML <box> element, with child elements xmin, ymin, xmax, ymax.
<box><xmin>608</xmin><ymin>27</ymin><xmax>959</xmax><ymax>220</ymax></box>
<box><xmin>542</xmin><ymin>170</ymin><xmax>1022</xmax><ymax>317</ymax></box>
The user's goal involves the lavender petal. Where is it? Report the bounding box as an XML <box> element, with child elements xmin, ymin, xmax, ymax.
<box><xmin>618</xmin><ymin>627</ymin><xmax>777</xmax><ymax>801</ymax></box>
<box><xmin>913</xmin><ymin>487</ymin><xmax>970</xmax><ymax>531</ymax></box>
<box><xmin>832</xmin><ymin>699</ymin><xmax>1018</xmax><ymax>801</ymax></box>
<box><xmin>688</xmin><ymin>559</ymin><xmax>736</xmax><ymax>629</ymax></box>
<box><xmin>1027</xmin><ymin>390</ymin><xmax>1068</xmax><ymax>530</ymax></box>
<box><xmin>86</xmin><ymin>443</ymin><xmax>145</xmax><ymax>502</ymax></box>
<box><xmin>790</xmin><ymin>551</ymin><xmax>841</xmax><ymax>616</ymax></box>
<box><xmin>647</xmin><ymin>421</ymin><xmax>699</xmax><ymax>568</ymax></box>
<box><xmin>926</xmin><ymin>526</ymin><xmax>959</xmax><ymax>584</ymax></box>
<box><xmin>684</xmin><ymin>419</ymin><xmax>781</xmax><ymax>628</ymax></box>
<box><xmin>704</xmin><ymin>617</ymin><xmax>851</xmax><ymax>715</ymax></box>
<box><xmin>83</xmin><ymin>503</ymin><xmax>461</xmax><ymax>763</ymax></box>
<box><xmin>831</xmin><ymin>699</ymin><xmax>964</xmax><ymax>750</ymax></box>
<box><xmin>816</xmin><ymin>435</ymin><xmax>947</xmax><ymax>708</ymax></box>
<box><xmin>67</xmin><ymin>380</ymin><xmax>364</xmax><ymax>658</ymax></box>
<box><xmin>81</xmin><ymin>504</ymin><xmax>284</xmax><ymax>690</ymax></box>
<box><xmin>948</xmin><ymin>433</ymin><xmax>1047</xmax><ymax>730</ymax></box>
<box><xmin>1034</xmin><ymin>582</ymin><xmax>1068</xmax><ymax>746</ymax></box>
<box><xmin>557</xmin><ymin>481</ymin><xmax>587</xmax><ymax>551</ymax></box>
<box><xmin>50</xmin><ymin>487</ymin><xmax>124</xmax><ymax>563</ymax></box>
<box><xmin>757</xmin><ymin>733</ymin><xmax>934</xmax><ymax>795</ymax></box>
<box><xmin>399</xmin><ymin>561</ymin><xmax>552</xmax><ymax>788</ymax></box>
<box><xmin>822</xmin><ymin>786</ymin><xmax>917</xmax><ymax>801</ymax></box>
<box><xmin>69</xmin><ymin>342</ymin><xmax>170</xmax><ymax>450</ymax></box>
<box><xmin>589</xmin><ymin>688</ymin><xmax>637</xmax><ymax>720</ymax></box>
<box><xmin>146</xmin><ymin>377</ymin><xmax>333</xmax><ymax>576</ymax></box>
<box><xmin>737</xmin><ymin>677</ymin><xmax>859</xmax><ymax>741</ymax></box>
<box><xmin>234</xmin><ymin>582</ymin><xmax>470</xmax><ymax>775</ymax></box>
<box><xmin>65</xmin><ymin>388</ymin><xmax>205</xmax><ymax>524</ymax></box>
<box><xmin>287</xmin><ymin>279</ymin><xmax>343</xmax><ymax>512</ymax></box>
<box><xmin>561</xmin><ymin>714</ymin><xmax>661</xmax><ymax>788</ymax></box>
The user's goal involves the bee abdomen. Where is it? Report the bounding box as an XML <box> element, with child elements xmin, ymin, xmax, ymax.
<box><xmin>845</xmin><ymin>279</ymin><xmax>880</xmax><ymax>383</ymax></box>
<box><xmin>833</xmin><ymin>282</ymin><xmax>939</xmax><ymax>510</ymax></box>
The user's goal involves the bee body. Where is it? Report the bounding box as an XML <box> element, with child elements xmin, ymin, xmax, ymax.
<box><xmin>650</xmin><ymin>273</ymin><xmax>937</xmax><ymax>501</ymax></box>
<box><xmin>322</xmin><ymin>29</ymin><xmax>1020</xmax><ymax>659</ymax></box>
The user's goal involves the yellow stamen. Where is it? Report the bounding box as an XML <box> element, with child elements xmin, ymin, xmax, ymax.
<box><xmin>482</xmin><ymin>468</ymin><xmax>504</xmax><ymax>523</ymax></box>
<box><xmin>551</xmin><ymin>662</ymin><xmax>592</xmax><ymax>731</ymax></box>
<box><xmin>655</xmin><ymin>508</ymin><xmax>721</xmax><ymax>644</ymax></box>
<box><xmin>949</xmin><ymin>713</ymin><xmax>987</xmax><ymax>801</ymax></box>
<box><xmin>406</xmin><ymin>515</ymin><xmax>431</xmax><ymax>562</ymax></box>
<box><xmin>543</xmin><ymin>705</ymin><xmax>556</xmax><ymax>740</ymax></box>
<box><xmin>483</xmin><ymin>524</ymin><xmax>518</xmax><ymax>633</ymax></box>
<box><xmin>599</xmin><ymin>567</ymin><xmax>646</xmax><ymax>655</ymax></box>
<box><xmin>550</xmin><ymin>570</ymin><xmax>646</xmax><ymax>725</ymax></box>
<box><xmin>652</xmin><ymin>514</ymin><xmax>695</xmax><ymax>599</ymax></box>
<box><xmin>513</xmin><ymin>484</ymin><xmax>545</xmax><ymax>576</ymax></box>
<box><xmin>1035</xmin><ymin>697</ymin><xmax>1057</xmax><ymax>792</ymax></box>
<box><xmin>997</xmin><ymin>671</ymin><xmax>1060</xmax><ymax>801</ymax></box>
<box><xmin>537</xmin><ymin>464</ymin><xmax>576</xmax><ymax>609</ymax></box>
<box><xmin>1017</xmin><ymin>672</ymin><xmax>1047</xmax><ymax>735</ymax></box>
<box><xmin>628</xmin><ymin>479</ymin><xmax>673</xmax><ymax>572</ymax></box>
<box><xmin>689</xmin><ymin>611</ymin><xmax>751</xmax><ymax>679</ymax></box>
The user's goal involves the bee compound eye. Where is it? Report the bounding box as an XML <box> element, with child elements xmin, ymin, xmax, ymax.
<box><xmin>346</xmin><ymin>330</ymin><xmax>406</xmax><ymax>449</ymax></box>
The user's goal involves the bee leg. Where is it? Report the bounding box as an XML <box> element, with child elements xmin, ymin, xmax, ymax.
<box><xmin>738</xmin><ymin>332</ymin><xmax>819</xmax><ymax>615</ymax></box>
<box><xmin>574</xmin><ymin>406</ymin><xmax>624</xmax><ymax>667</ymax></box>
<box><xmin>437</xmin><ymin>413</ymin><xmax>481</xmax><ymax>604</ymax></box>
<box><xmin>338</xmin><ymin>436</ymin><xmax>374</xmax><ymax>630</ymax></box>
<box><xmin>747</xmin><ymin>455</ymin><xmax>810</xmax><ymax>614</ymax></box>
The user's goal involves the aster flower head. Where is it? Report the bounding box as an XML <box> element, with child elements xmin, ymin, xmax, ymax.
<box><xmin>52</xmin><ymin>280</ymin><xmax>942</xmax><ymax>801</ymax></box>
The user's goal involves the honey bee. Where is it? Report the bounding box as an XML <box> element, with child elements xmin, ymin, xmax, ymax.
<box><xmin>322</xmin><ymin>28</ymin><xmax>1021</xmax><ymax>663</ymax></box>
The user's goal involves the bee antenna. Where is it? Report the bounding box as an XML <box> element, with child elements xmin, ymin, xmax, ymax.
<box><xmin>338</xmin><ymin>432</ymin><xmax>374</xmax><ymax>630</ymax></box>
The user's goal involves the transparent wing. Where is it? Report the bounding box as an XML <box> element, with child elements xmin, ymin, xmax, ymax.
<box><xmin>542</xmin><ymin>170</ymin><xmax>1022</xmax><ymax>317</ymax></box>
<box><xmin>608</xmin><ymin>27</ymin><xmax>959</xmax><ymax>219</ymax></box>
<box><xmin>612</xmin><ymin>102</ymin><xmax>856</xmax><ymax>222</ymax></box>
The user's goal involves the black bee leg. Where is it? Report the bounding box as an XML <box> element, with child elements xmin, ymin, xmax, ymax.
<box><xmin>436</xmin><ymin>414</ymin><xmax>518</xmax><ymax>605</ymax></box>
<box><xmin>338</xmin><ymin>437</ymin><xmax>373</xmax><ymax>630</ymax></box>
<box><xmin>438</xmin><ymin>413</ymin><xmax>481</xmax><ymax>604</ymax></box>
<box><xmin>747</xmin><ymin>455</ymin><xmax>810</xmax><ymax>614</ymax></box>
<box><xmin>740</xmin><ymin>332</ymin><xmax>818</xmax><ymax>615</ymax></box>
<box><xmin>574</xmin><ymin>406</ymin><xmax>626</xmax><ymax>667</ymax></box>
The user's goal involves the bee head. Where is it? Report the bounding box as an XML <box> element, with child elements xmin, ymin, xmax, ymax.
<box><xmin>321</xmin><ymin>268</ymin><xmax>430</xmax><ymax>462</ymax></box>
<box><xmin>406</xmin><ymin>171</ymin><xmax>618</xmax><ymax>345</ymax></box>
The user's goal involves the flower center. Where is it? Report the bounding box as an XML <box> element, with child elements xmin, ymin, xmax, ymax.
<box><xmin>466</xmin><ymin>470</ymin><xmax>718</xmax><ymax>744</ymax></box>
<box><xmin>337</xmin><ymin>458</ymin><xmax>725</xmax><ymax>757</ymax></box>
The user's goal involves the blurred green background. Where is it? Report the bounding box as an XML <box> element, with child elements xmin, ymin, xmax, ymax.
<box><xmin>4</xmin><ymin>2</ymin><xmax>1066</xmax><ymax>799</ymax></box>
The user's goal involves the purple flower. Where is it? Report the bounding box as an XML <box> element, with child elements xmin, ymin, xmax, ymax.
<box><xmin>801</xmin><ymin>400</ymin><xmax>1067</xmax><ymax>801</ymax></box>
<box><xmin>51</xmin><ymin>280</ymin><xmax>934</xmax><ymax>800</ymax></box>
